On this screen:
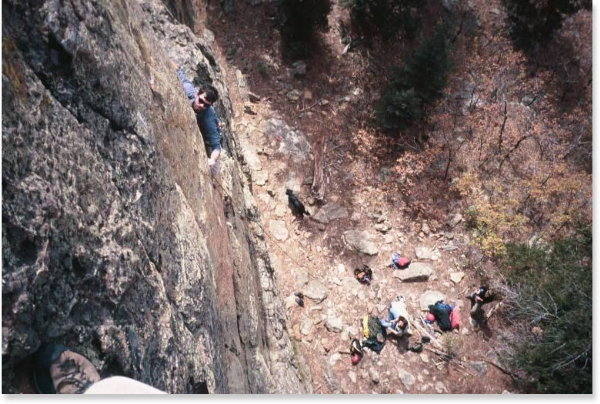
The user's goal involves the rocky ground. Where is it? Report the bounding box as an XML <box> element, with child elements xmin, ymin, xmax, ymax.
<box><xmin>205</xmin><ymin>0</ymin><xmax>515</xmax><ymax>394</ymax></box>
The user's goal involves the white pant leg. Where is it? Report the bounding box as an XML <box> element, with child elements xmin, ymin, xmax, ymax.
<box><xmin>84</xmin><ymin>376</ymin><xmax>167</xmax><ymax>394</ymax></box>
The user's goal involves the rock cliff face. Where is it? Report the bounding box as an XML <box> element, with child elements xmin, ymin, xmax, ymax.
<box><xmin>2</xmin><ymin>0</ymin><xmax>307</xmax><ymax>393</ymax></box>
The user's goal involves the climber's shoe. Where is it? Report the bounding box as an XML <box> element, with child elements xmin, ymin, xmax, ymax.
<box><xmin>33</xmin><ymin>344</ymin><xmax>101</xmax><ymax>394</ymax></box>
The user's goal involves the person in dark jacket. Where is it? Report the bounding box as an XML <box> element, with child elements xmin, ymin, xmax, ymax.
<box><xmin>176</xmin><ymin>67</ymin><xmax>222</xmax><ymax>170</ymax></box>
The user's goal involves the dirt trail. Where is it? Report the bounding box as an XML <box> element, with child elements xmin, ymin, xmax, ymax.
<box><xmin>205</xmin><ymin>0</ymin><xmax>513</xmax><ymax>394</ymax></box>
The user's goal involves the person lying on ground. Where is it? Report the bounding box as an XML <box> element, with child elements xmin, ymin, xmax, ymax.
<box><xmin>380</xmin><ymin>296</ymin><xmax>413</xmax><ymax>337</ymax></box>
<box><xmin>175</xmin><ymin>66</ymin><xmax>222</xmax><ymax>170</ymax></box>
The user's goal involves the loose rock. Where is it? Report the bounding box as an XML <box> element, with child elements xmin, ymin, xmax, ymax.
<box><xmin>312</xmin><ymin>203</ymin><xmax>349</xmax><ymax>224</ymax></box>
<box><xmin>269</xmin><ymin>220</ymin><xmax>288</xmax><ymax>241</ymax></box>
<box><xmin>303</xmin><ymin>280</ymin><xmax>328</xmax><ymax>302</ymax></box>
<box><xmin>369</xmin><ymin>368</ymin><xmax>380</xmax><ymax>384</ymax></box>
<box><xmin>343</xmin><ymin>230</ymin><xmax>378</xmax><ymax>255</ymax></box>
<box><xmin>398</xmin><ymin>369</ymin><xmax>415</xmax><ymax>388</ymax></box>
<box><xmin>324</xmin><ymin>312</ymin><xmax>343</xmax><ymax>333</ymax></box>
<box><xmin>449</xmin><ymin>271</ymin><xmax>465</xmax><ymax>284</ymax></box>
<box><xmin>415</xmin><ymin>246</ymin><xmax>441</xmax><ymax>261</ymax></box>
<box><xmin>393</xmin><ymin>262</ymin><xmax>433</xmax><ymax>282</ymax></box>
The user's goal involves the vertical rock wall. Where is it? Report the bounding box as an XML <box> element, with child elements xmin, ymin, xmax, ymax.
<box><xmin>2</xmin><ymin>0</ymin><xmax>307</xmax><ymax>394</ymax></box>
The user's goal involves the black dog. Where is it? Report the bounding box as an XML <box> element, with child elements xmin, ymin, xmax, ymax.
<box><xmin>286</xmin><ymin>189</ymin><xmax>310</xmax><ymax>218</ymax></box>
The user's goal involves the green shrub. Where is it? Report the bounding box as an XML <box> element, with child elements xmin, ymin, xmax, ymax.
<box><xmin>279</xmin><ymin>0</ymin><xmax>331</xmax><ymax>59</ymax></box>
<box><xmin>375</xmin><ymin>23</ymin><xmax>451</xmax><ymax>131</ymax></box>
<box><xmin>503</xmin><ymin>0</ymin><xmax>591</xmax><ymax>53</ymax></box>
<box><xmin>500</xmin><ymin>226</ymin><xmax>592</xmax><ymax>393</ymax></box>
<box><xmin>340</xmin><ymin>0</ymin><xmax>421</xmax><ymax>40</ymax></box>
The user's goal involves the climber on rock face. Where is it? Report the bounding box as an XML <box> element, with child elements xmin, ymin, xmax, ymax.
<box><xmin>176</xmin><ymin>66</ymin><xmax>222</xmax><ymax>171</ymax></box>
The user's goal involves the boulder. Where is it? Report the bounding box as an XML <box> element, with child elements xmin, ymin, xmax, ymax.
<box><xmin>419</xmin><ymin>291</ymin><xmax>445</xmax><ymax>311</ymax></box>
<box><xmin>312</xmin><ymin>203</ymin><xmax>349</xmax><ymax>224</ymax></box>
<box><xmin>343</xmin><ymin>230</ymin><xmax>378</xmax><ymax>255</ymax></box>
<box><xmin>303</xmin><ymin>280</ymin><xmax>328</xmax><ymax>302</ymax></box>
<box><xmin>393</xmin><ymin>263</ymin><xmax>433</xmax><ymax>282</ymax></box>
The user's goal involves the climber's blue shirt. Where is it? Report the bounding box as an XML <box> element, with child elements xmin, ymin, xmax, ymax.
<box><xmin>176</xmin><ymin>68</ymin><xmax>222</xmax><ymax>152</ymax></box>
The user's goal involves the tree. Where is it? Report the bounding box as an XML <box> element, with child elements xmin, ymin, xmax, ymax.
<box><xmin>500</xmin><ymin>226</ymin><xmax>592</xmax><ymax>393</ymax></box>
<box><xmin>279</xmin><ymin>0</ymin><xmax>331</xmax><ymax>59</ymax></box>
<box><xmin>340</xmin><ymin>0</ymin><xmax>421</xmax><ymax>40</ymax></box>
<box><xmin>376</xmin><ymin>23</ymin><xmax>451</xmax><ymax>132</ymax></box>
<box><xmin>503</xmin><ymin>0</ymin><xmax>591</xmax><ymax>53</ymax></box>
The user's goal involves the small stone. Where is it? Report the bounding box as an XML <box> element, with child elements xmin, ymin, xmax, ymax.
<box><xmin>291</xmin><ymin>61</ymin><xmax>307</xmax><ymax>76</ymax></box>
<box><xmin>300</xmin><ymin>318</ymin><xmax>313</xmax><ymax>335</ymax></box>
<box><xmin>324</xmin><ymin>313</ymin><xmax>343</xmax><ymax>333</ymax></box>
<box><xmin>337</xmin><ymin>263</ymin><xmax>345</xmax><ymax>273</ymax></box>
<box><xmin>421</xmin><ymin>223</ymin><xmax>430</xmax><ymax>234</ymax></box>
<box><xmin>434</xmin><ymin>382</ymin><xmax>446</xmax><ymax>393</ymax></box>
<box><xmin>253</xmin><ymin>170</ymin><xmax>269</xmax><ymax>186</ymax></box>
<box><xmin>346</xmin><ymin>325</ymin><xmax>359</xmax><ymax>338</ymax></box>
<box><xmin>236</xmin><ymin>69</ymin><xmax>247</xmax><ymax>88</ymax></box>
<box><xmin>294</xmin><ymin>269</ymin><xmax>309</xmax><ymax>288</ymax></box>
<box><xmin>374</xmin><ymin>223</ymin><xmax>391</xmax><ymax>233</ymax></box>
<box><xmin>269</xmin><ymin>220</ymin><xmax>288</xmax><ymax>241</ymax></box>
<box><xmin>369</xmin><ymin>368</ymin><xmax>380</xmax><ymax>384</ymax></box>
<box><xmin>398</xmin><ymin>369</ymin><xmax>415</xmax><ymax>388</ymax></box>
<box><xmin>470</xmin><ymin>361</ymin><xmax>487</xmax><ymax>376</ymax></box>
<box><xmin>329</xmin><ymin>353</ymin><xmax>341</xmax><ymax>366</ymax></box>
<box><xmin>448</xmin><ymin>213</ymin><xmax>463</xmax><ymax>227</ymax></box>
<box><xmin>274</xmin><ymin>204</ymin><xmax>287</xmax><ymax>218</ymax></box>
<box><xmin>248</xmin><ymin>92</ymin><xmax>261</xmax><ymax>103</ymax></box>
<box><xmin>449</xmin><ymin>271</ymin><xmax>465</xmax><ymax>284</ymax></box>
<box><xmin>287</xmin><ymin>89</ymin><xmax>301</xmax><ymax>101</ymax></box>
<box><xmin>284</xmin><ymin>294</ymin><xmax>297</xmax><ymax>309</ymax></box>
<box><xmin>420</xmin><ymin>353</ymin><xmax>429</xmax><ymax>363</ymax></box>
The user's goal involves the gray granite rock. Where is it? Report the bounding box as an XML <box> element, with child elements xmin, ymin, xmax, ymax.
<box><xmin>303</xmin><ymin>280</ymin><xmax>329</xmax><ymax>302</ymax></box>
<box><xmin>393</xmin><ymin>263</ymin><xmax>434</xmax><ymax>282</ymax></box>
<box><xmin>312</xmin><ymin>203</ymin><xmax>349</xmax><ymax>224</ymax></box>
<box><xmin>343</xmin><ymin>230</ymin><xmax>378</xmax><ymax>255</ymax></box>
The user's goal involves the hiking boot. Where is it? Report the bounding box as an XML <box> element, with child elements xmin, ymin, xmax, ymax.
<box><xmin>33</xmin><ymin>344</ymin><xmax>100</xmax><ymax>394</ymax></box>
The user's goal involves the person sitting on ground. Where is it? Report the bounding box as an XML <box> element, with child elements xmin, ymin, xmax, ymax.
<box><xmin>33</xmin><ymin>344</ymin><xmax>165</xmax><ymax>394</ymax></box>
<box><xmin>354</xmin><ymin>265</ymin><xmax>373</xmax><ymax>285</ymax></box>
<box><xmin>176</xmin><ymin>66</ymin><xmax>222</xmax><ymax>171</ymax></box>
<box><xmin>380</xmin><ymin>296</ymin><xmax>413</xmax><ymax>338</ymax></box>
